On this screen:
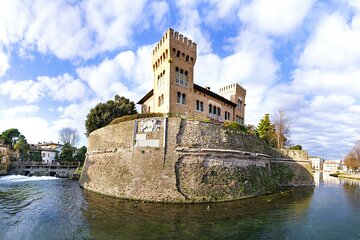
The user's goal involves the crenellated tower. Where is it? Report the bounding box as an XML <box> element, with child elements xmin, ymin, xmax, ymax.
<box><xmin>151</xmin><ymin>28</ymin><xmax>197</xmax><ymax>115</ymax></box>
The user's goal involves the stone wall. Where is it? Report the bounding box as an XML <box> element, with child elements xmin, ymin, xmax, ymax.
<box><xmin>80</xmin><ymin>118</ymin><xmax>313</xmax><ymax>203</ymax></box>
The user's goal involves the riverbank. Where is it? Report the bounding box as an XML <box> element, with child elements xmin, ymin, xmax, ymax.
<box><xmin>338</xmin><ymin>173</ymin><xmax>360</xmax><ymax>180</ymax></box>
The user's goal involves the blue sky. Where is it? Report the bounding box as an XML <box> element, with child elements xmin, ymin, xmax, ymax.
<box><xmin>0</xmin><ymin>0</ymin><xmax>360</xmax><ymax>160</ymax></box>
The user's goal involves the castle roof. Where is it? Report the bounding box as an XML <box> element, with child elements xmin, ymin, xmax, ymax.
<box><xmin>137</xmin><ymin>89</ymin><xmax>154</xmax><ymax>104</ymax></box>
<box><xmin>193</xmin><ymin>84</ymin><xmax>237</xmax><ymax>108</ymax></box>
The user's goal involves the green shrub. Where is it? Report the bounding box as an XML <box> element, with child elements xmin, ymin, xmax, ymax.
<box><xmin>223</xmin><ymin>121</ymin><xmax>247</xmax><ymax>132</ymax></box>
<box><xmin>109</xmin><ymin>113</ymin><xmax>165</xmax><ymax>125</ymax></box>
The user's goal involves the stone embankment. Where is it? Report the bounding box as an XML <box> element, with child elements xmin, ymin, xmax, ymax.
<box><xmin>80</xmin><ymin>117</ymin><xmax>313</xmax><ymax>203</ymax></box>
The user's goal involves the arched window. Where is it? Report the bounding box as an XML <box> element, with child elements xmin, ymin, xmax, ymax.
<box><xmin>175</xmin><ymin>67</ymin><xmax>180</xmax><ymax>84</ymax></box>
<box><xmin>176</xmin><ymin>50</ymin><xmax>180</xmax><ymax>58</ymax></box>
<box><xmin>182</xmin><ymin>53</ymin><xmax>185</xmax><ymax>59</ymax></box>
<box><xmin>238</xmin><ymin>98</ymin><xmax>243</xmax><ymax>110</ymax></box>
<box><xmin>191</xmin><ymin>57</ymin><xmax>194</xmax><ymax>63</ymax></box>
<box><xmin>186</xmin><ymin>55</ymin><xmax>189</xmax><ymax>62</ymax></box>
<box><xmin>161</xmin><ymin>94</ymin><xmax>164</xmax><ymax>105</ymax></box>
<box><xmin>228</xmin><ymin>112</ymin><xmax>231</xmax><ymax>120</ymax></box>
<box><xmin>148</xmin><ymin>106</ymin><xmax>151</xmax><ymax>112</ymax></box>
<box><xmin>172</xmin><ymin>48</ymin><xmax>176</xmax><ymax>56</ymax></box>
<box><xmin>217</xmin><ymin>107</ymin><xmax>221</xmax><ymax>116</ymax></box>
<box><xmin>160</xmin><ymin>55</ymin><xmax>163</xmax><ymax>64</ymax></box>
<box><xmin>209</xmin><ymin>104</ymin><xmax>212</xmax><ymax>114</ymax></box>
<box><xmin>177</xmin><ymin>92</ymin><xmax>181</xmax><ymax>104</ymax></box>
<box><xmin>196</xmin><ymin>100</ymin><xmax>200</xmax><ymax>111</ymax></box>
<box><xmin>225</xmin><ymin>111</ymin><xmax>228</xmax><ymax>120</ymax></box>
<box><xmin>166</xmin><ymin>49</ymin><xmax>168</xmax><ymax>58</ymax></box>
<box><xmin>182</xmin><ymin>93</ymin><xmax>186</xmax><ymax>105</ymax></box>
<box><xmin>200</xmin><ymin>101</ymin><xmax>204</xmax><ymax>112</ymax></box>
<box><xmin>213</xmin><ymin>106</ymin><xmax>216</xmax><ymax>114</ymax></box>
<box><xmin>163</xmin><ymin>52</ymin><xmax>165</xmax><ymax>60</ymax></box>
<box><xmin>158</xmin><ymin>96</ymin><xmax>161</xmax><ymax>107</ymax></box>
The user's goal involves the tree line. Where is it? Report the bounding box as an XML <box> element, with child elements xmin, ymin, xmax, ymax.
<box><xmin>0</xmin><ymin>128</ymin><xmax>86</xmax><ymax>162</ymax></box>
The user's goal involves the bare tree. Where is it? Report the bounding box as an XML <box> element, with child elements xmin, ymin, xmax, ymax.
<box><xmin>59</xmin><ymin>128</ymin><xmax>80</xmax><ymax>148</ymax></box>
<box><xmin>272</xmin><ymin>110</ymin><xmax>291</xmax><ymax>149</ymax></box>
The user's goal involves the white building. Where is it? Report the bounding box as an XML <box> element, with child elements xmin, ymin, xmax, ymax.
<box><xmin>323</xmin><ymin>160</ymin><xmax>340</xmax><ymax>172</ymax></box>
<box><xmin>309</xmin><ymin>157</ymin><xmax>324</xmax><ymax>170</ymax></box>
<box><xmin>40</xmin><ymin>149</ymin><xmax>58</xmax><ymax>164</ymax></box>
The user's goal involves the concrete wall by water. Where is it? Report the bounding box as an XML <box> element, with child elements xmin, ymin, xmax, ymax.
<box><xmin>80</xmin><ymin>118</ymin><xmax>313</xmax><ymax>203</ymax></box>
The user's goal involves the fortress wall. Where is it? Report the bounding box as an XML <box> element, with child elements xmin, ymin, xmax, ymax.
<box><xmin>80</xmin><ymin>117</ymin><xmax>313</xmax><ymax>203</ymax></box>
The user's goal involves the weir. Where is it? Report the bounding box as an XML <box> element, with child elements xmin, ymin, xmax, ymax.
<box><xmin>9</xmin><ymin>161</ymin><xmax>81</xmax><ymax>179</ymax></box>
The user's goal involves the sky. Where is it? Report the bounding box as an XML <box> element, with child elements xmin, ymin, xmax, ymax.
<box><xmin>0</xmin><ymin>0</ymin><xmax>359</xmax><ymax>160</ymax></box>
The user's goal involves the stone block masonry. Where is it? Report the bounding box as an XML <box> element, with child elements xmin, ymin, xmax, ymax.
<box><xmin>80</xmin><ymin>117</ymin><xmax>314</xmax><ymax>203</ymax></box>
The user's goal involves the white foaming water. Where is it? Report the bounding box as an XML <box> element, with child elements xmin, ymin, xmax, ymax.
<box><xmin>0</xmin><ymin>175</ymin><xmax>61</xmax><ymax>183</ymax></box>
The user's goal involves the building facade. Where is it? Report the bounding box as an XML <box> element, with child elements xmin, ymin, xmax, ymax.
<box><xmin>309</xmin><ymin>157</ymin><xmax>324</xmax><ymax>170</ymax></box>
<box><xmin>40</xmin><ymin>149</ymin><xmax>57</xmax><ymax>164</ymax></box>
<box><xmin>323</xmin><ymin>160</ymin><xmax>340</xmax><ymax>172</ymax></box>
<box><xmin>138</xmin><ymin>28</ymin><xmax>246</xmax><ymax>124</ymax></box>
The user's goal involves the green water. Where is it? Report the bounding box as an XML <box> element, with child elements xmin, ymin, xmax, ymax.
<box><xmin>0</xmin><ymin>172</ymin><xmax>359</xmax><ymax>239</ymax></box>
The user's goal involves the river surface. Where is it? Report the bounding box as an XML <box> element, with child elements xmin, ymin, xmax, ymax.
<box><xmin>0</xmin><ymin>172</ymin><xmax>359</xmax><ymax>240</ymax></box>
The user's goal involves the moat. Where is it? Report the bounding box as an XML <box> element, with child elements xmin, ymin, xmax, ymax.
<box><xmin>0</xmin><ymin>172</ymin><xmax>359</xmax><ymax>240</ymax></box>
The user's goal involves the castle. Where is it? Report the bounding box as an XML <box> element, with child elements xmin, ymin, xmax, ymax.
<box><xmin>138</xmin><ymin>28</ymin><xmax>246</xmax><ymax>124</ymax></box>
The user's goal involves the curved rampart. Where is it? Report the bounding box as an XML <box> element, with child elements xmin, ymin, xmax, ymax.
<box><xmin>79</xmin><ymin>117</ymin><xmax>313</xmax><ymax>203</ymax></box>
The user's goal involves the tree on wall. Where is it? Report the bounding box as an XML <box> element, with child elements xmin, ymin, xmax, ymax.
<box><xmin>59</xmin><ymin>128</ymin><xmax>80</xmax><ymax>148</ymax></box>
<box><xmin>272</xmin><ymin>110</ymin><xmax>291</xmax><ymax>149</ymax></box>
<box><xmin>256</xmin><ymin>114</ymin><xmax>276</xmax><ymax>147</ymax></box>
<box><xmin>85</xmin><ymin>95</ymin><xmax>137</xmax><ymax>136</ymax></box>
<box><xmin>1</xmin><ymin>128</ymin><xmax>21</xmax><ymax>148</ymax></box>
<box><xmin>14</xmin><ymin>135</ymin><xmax>30</xmax><ymax>161</ymax></box>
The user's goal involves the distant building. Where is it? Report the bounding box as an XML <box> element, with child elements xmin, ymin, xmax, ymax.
<box><xmin>30</xmin><ymin>142</ymin><xmax>62</xmax><ymax>163</ymax></box>
<box><xmin>39</xmin><ymin>148</ymin><xmax>57</xmax><ymax>164</ymax></box>
<box><xmin>137</xmin><ymin>28</ymin><xmax>246</xmax><ymax>124</ymax></box>
<box><xmin>323</xmin><ymin>160</ymin><xmax>340</xmax><ymax>172</ymax></box>
<box><xmin>309</xmin><ymin>157</ymin><xmax>324</xmax><ymax>170</ymax></box>
<box><xmin>36</xmin><ymin>142</ymin><xmax>63</xmax><ymax>150</ymax></box>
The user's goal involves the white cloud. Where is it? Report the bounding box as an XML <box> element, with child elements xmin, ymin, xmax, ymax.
<box><xmin>0</xmin><ymin>0</ymin><xmax>166</xmax><ymax>60</ymax></box>
<box><xmin>0</xmin><ymin>74</ymin><xmax>87</xmax><ymax>103</ymax></box>
<box><xmin>239</xmin><ymin>0</ymin><xmax>315</xmax><ymax>35</ymax></box>
<box><xmin>77</xmin><ymin>45</ymin><xmax>154</xmax><ymax>102</ymax></box>
<box><xmin>299</xmin><ymin>14</ymin><xmax>360</xmax><ymax>70</ymax></box>
<box><xmin>0</xmin><ymin>49</ymin><xmax>9</xmax><ymax>77</ymax></box>
<box><xmin>0</xmin><ymin>105</ymin><xmax>39</xmax><ymax>118</ymax></box>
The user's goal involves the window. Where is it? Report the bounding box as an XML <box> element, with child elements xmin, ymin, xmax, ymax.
<box><xmin>177</xmin><ymin>92</ymin><xmax>181</xmax><ymax>104</ymax></box>
<box><xmin>161</xmin><ymin>94</ymin><xmax>164</xmax><ymax>105</ymax></box>
<box><xmin>158</xmin><ymin>96</ymin><xmax>161</xmax><ymax>107</ymax></box>
<box><xmin>238</xmin><ymin>98</ymin><xmax>243</xmax><ymax>110</ymax></box>
<box><xmin>175</xmin><ymin>67</ymin><xmax>188</xmax><ymax>87</ymax></box>
<box><xmin>182</xmin><ymin>93</ymin><xmax>186</xmax><ymax>105</ymax></box>
<box><xmin>209</xmin><ymin>104</ymin><xmax>212</xmax><ymax>114</ymax></box>
<box><xmin>217</xmin><ymin>107</ymin><xmax>221</xmax><ymax>116</ymax></box>
<box><xmin>175</xmin><ymin>67</ymin><xmax>180</xmax><ymax>84</ymax></box>
<box><xmin>200</xmin><ymin>101</ymin><xmax>204</xmax><ymax>112</ymax></box>
<box><xmin>213</xmin><ymin>106</ymin><xmax>216</xmax><ymax>114</ymax></box>
<box><xmin>196</xmin><ymin>100</ymin><xmax>200</xmax><ymax>111</ymax></box>
<box><xmin>148</xmin><ymin>106</ymin><xmax>151</xmax><ymax>112</ymax></box>
<box><xmin>186</xmin><ymin>55</ymin><xmax>189</xmax><ymax>62</ymax></box>
<box><xmin>176</xmin><ymin>50</ymin><xmax>180</xmax><ymax>58</ymax></box>
<box><xmin>227</xmin><ymin>112</ymin><xmax>230</xmax><ymax>120</ymax></box>
<box><xmin>225</xmin><ymin>111</ymin><xmax>228</xmax><ymax>120</ymax></box>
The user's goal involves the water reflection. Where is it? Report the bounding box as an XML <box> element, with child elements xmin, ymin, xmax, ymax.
<box><xmin>2</xmin><ymin>174</ymin><xmax>360</xmax><ymax>239</ymax></box>
<box><xmin>82</xmin><ymin>187</ymin><xmax>314</xmax><ymax>240</ymax></box>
